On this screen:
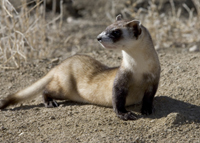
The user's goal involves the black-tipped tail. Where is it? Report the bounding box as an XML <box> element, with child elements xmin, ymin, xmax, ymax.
<box><xmin>0</xmin><ymin>70</ymin><xmax>54</xmax><ymax>109</ymax></box>
<box><xmin>0</xmin><ymin>94</ymin><xmax>19</xmax><ymax>109</ymax></box>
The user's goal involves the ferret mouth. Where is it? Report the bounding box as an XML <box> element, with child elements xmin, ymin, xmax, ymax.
<box><xmin>97</xmin><ymin>34</ymin><xmax>115</xmax><ymax>49</ymax></box>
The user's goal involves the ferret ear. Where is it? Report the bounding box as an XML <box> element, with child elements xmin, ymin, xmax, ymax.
<box><xmin>125</xmin><ymin>20</ymin><xmax>142</xmax><ymax>39</ymax></box>
<box><xmin>116</xmin><ymin>14</ymin><xmax>122</xmax><ymax>21</ymax></box>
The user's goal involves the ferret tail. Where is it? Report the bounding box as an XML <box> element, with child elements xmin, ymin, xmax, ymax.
<box><xmin>0</xmin><ymin>70</ymin><xmax>55</xmax><ymax>109</ymax></box>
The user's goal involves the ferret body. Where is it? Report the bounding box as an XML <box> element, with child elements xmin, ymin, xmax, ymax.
<box><xmin>0</xmin><ymin>15</ymin><xmax>160</xmax><ymax>120</ymax></box>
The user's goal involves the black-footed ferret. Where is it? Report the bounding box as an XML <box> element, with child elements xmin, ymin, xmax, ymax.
<box><xmin>0</xmin><ymin>15</ymin><xmax>160</xmax><ymax>120</ymax></box>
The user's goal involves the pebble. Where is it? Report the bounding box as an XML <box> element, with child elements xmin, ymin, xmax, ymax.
<box><xmin>19</xmin><ymin>132</ymin><xmax>24</xmax><ymax>136</ymax></box>
<box><xmin>189</xmin><ymin>45</ymin><xmax>199</xmax><ymax>52</ymax></box>
<box><xmin>49</xmin><ymin>116</ymin><xmax>56</xmax><ymax>120</ymax></box>
<box><xmin>2</xmin><ymin>126</ymin><xmax>7</xmax><ymax>130</ymax></box>
<box><xmin>166</xmin><ymin>113</ymin><xmax>186</xmax><ymax>125</ymax></box>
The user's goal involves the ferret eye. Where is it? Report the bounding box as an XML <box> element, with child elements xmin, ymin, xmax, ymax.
<box><xmin>111</xmin><ymin>29</ymin><xmax>121</xmax><ymax>37</ymax></box>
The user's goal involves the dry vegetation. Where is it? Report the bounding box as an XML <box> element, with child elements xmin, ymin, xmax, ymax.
<box><xmin>0</xmin><ymin>0</ymin><xmax>199</xmax><ymax>68</ymax></box>
<box><xmin>0</xmin><ymin>0</ymin><xmax>64</xmax><ymax>69</ymax></box>
<box><xmin>125</xmin><ymin>0</ymin><xmax>200</xmax><ymax>50</ymax></box>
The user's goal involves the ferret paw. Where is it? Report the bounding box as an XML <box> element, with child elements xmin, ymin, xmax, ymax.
<box><xmin>117</xmin><ymin>111</ymin><xmax>138</xmax><ymax>121</ymax></box>
<box><xmin>44</xmin><ymin>100</ymin><xmax>59</xmax><ymax>108</ymax></box>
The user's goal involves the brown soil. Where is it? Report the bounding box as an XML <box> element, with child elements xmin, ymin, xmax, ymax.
<box><xmin>1</xmin><ymin>30</ymin><xmax>200</xmax><ymax>142</ymax></box>
<box><xmin>1</xmin><ymin>1</ymin><xmax>200</xmax><ymax>142</ymax></box>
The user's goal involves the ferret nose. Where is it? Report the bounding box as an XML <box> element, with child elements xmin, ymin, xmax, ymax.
<box><xmin>97</xmin><ymin>35</ymin><xmax>102</xmax><ymax>41</ymax></box>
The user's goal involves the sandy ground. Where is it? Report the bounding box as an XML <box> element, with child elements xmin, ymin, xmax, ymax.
<box><xmin>0</xmin><ymin>17</ymin><xmax>200</xmax><ymax>142</ymax></box>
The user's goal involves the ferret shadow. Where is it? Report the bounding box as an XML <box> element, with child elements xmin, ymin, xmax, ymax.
<box><xmin>128</xmin><ymin>96</ymin><xmax>200</xmax><ymax>123</ymax></box>
<box><xmin>3</xmin><ymin>96</ymin><xmax>200</xmax><ymax>123</ymax></box>
<box><xmin>3</xmin><ymin>100</ymin><xmax>88</xmax><ymax>111</ymax></box>
<box><xmin>2</xmin><ymin>98</ymin><xmax>94</xmax><ymax>111</ymax></box>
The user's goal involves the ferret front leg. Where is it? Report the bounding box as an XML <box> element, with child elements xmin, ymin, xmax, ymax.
<box><xmin>112</xmin><ymin>86</ymin><xmax>137</xmax><ymax>121</ymax></box>
<box><xmin>141</xmin><ymin>84</ymin><xmax>158</xmax><ymax>115</ymax></box>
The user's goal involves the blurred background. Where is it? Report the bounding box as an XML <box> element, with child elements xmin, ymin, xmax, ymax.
<box><xmin>0</xmin><ymin>0</ymin><xmax>199</xmax><ymax>68</ymax></box>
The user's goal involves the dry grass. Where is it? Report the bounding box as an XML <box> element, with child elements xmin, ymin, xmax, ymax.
<box><xmin>0</xmin><ymin>0</ymin><xmax>200</xmax><ymax>69</ymax></box>
<box><xmin>125</xmin><ymin>0</ymin><xmax>200</xmax><ymax>50</ymax></box>
<box><xmin>0</xmin><ymin>0</ymin><xmax>63</xmax><ymax>69</ymax></box>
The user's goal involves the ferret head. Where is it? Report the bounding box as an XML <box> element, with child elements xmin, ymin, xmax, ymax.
<box><xmin>97</xmin><ymin>15</ymin><xmax>143</xmax><ymax>50</ymax></box>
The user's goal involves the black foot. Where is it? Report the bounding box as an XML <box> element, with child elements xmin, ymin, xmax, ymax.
<box><xmin>141</xmin><ymin>105</ymin><xmax>155</xmax><ymax>115</ymax></box>
<box><xmin>116</xmin><ymin>111</ymin><xmax>138</xmax><ymax>121</ymax></box>
<box><xmin>44</xmin><ymin>100</ymin><xmax>59</xmax><ymax>108</ymax></box>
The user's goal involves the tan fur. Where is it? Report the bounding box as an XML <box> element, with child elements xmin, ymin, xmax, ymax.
<box><xmin>46</xmin><ymin>55</ymin><xmax>118</xmax><ymax>106</ymax></box>
<box><xmin>0</xmin><ymin>17</ymin><xmax>160</xmax><ymax>110</ymax></box>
